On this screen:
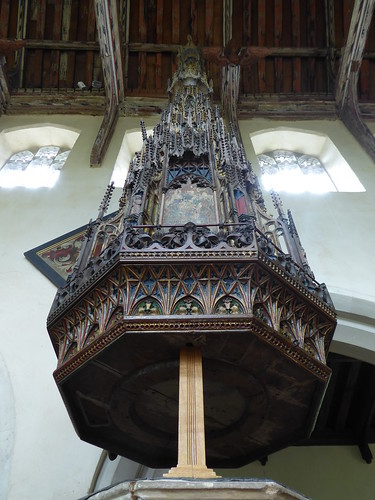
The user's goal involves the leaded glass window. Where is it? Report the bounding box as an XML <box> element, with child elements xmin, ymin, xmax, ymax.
<box><xmin>0</xmin><ymin>146</ymin><xmax>70</xmax><ymax>188</ymax></box>
<box><xmin>258</xmin><ymin>150</ymin><xmax>337</xmax><ymax>193</ymax></box>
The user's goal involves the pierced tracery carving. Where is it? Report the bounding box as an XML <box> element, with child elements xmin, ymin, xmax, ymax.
<box><xmin>47</xmin><ymin>38</ymin><xmax>336</xmax><ymax>469</ymax></box>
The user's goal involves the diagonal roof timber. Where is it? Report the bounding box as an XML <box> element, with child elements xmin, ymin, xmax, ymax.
<box><xmin>0</xmin><ymin>57</ymin><xmax>10</xmax><ymax>114</ymax></box>
<box><xmin>336</xmin><ymin>0</ymin><xmax>375</xmax><ymax>162</ymax></box>
<box><xmin>90</xmin><ymin>0</ymin><xmax>124</xmax><ymax>168</ymax></box>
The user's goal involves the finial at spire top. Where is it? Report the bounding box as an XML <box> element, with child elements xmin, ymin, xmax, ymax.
<box><xmin>168</xmin><ymin>35</ymin><xmax>213</xmax><ymax>95</ymax></box>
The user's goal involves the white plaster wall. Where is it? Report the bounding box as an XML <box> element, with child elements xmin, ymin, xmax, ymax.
<box><xmin>0</xmin><ymin>115</ymin><xmax>117</xmax><ymax>500</ymax></box>
<box><xmin>0</xmin><ymin>113</ymin><xmax>175</xmax><ymax>500</ymax></box>
<box><xmin>0</xmin><ymin>112</ymin><xmax>374</xmax><ymax>499</ymax></box>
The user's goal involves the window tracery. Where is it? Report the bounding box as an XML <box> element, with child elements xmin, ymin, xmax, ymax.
<box><xmin>0</xmin><ymin>146</ymin><xmax>71</xmax><ymax>188</ymax></box>
<box><xmin>258</xmin><ymin>149</ymin><xmax>337</xmax><ymax>193</ymax></box>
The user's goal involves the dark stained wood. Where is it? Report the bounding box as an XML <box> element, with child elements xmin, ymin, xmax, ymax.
<box><xmin>258</xmin><ymin>0</ymin><xmax>266</xmax><ymax>92</ymax></box>
<box><xmin>334</xmin><ymin>360</ymin><xmax>361</xmax><ymax>432</ymax></box>
<box><xmin>48</xmin><ymin>1</ymin><xmax>63</xmax><ymax>88</ymax></box>
<box><xmin>190</xmin><ymin>0</ymin><xmax>198</xmax><ymax>43</ymax></box>
<box><xmin>139</xmin><ymin>0</ymin><xmax>147</xmax><ymax>90</ymax></box>
<box><xmin>126</xmin><ymin>42</ymin><xmax>331</xmax><ymax>57</ymax></box>
<box><xmin>205</xmin><ymin>0</ymin><xmax>214</xmax><ymax>46</ymax></box>
<box><xmin>171</xmin><ymin>0</ymin><xmax>180</xmax><ymax>45</ymax></box>
<box><xmin>179</xmin><ymin>0</ymin><xmax>190</xmax><ymax>44</ymax></box>
<box><xmin>274</xmin><ymin>0</ymin><xmax>283</xmax><ymax>93</ymax></box>
<box><xmin>307</xmin><ymin>0</ymin><xmax>316</xmax><ymax>92</ymax></box>
<box><xmin>242</xmin><ymin>0</ymin><xmax>253</xmax><ymax>93</ymax></box>
<box><xmin>156</xmin><ymin>0</ymin><xmax>163</xmax><ymax>90</ymax></box>
<box><xmin>1</xmin><ymin>0</ymin><xmax>375</xmax><ymax>122</ymax></box>
<box><xmin>359</xmin><ymin>59</ymin><xmax>370</xmax><ymax>99</ymax></box>
<box><xmin>0</xmin><ymin>0</ymin><xmax>10</xmax><ymax>38</ymax></box>
<box><xmin>25</xmin><ymin>1</ymin><xmax>45</xmax><ymax>88</ymax></box>
<box><xmin>84</xmin><ymin>0</ymin><xmax>97</xmax><ymax>89</ymax></box>
<box><xmin>291</xmin><ymin>0</ymin><xmax>301</xmax><ymax>92</ymax></box>
<box><xmin>239</xmin><ymin>93</ymin><xmax>338</xmax><ymax>118</ymax></box>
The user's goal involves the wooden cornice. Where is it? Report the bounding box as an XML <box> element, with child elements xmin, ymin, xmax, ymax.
<box><xmin>6</xmin><ymin>89</ymin><xmax>105</xmax><ymax>114</ymax></box>
<box><xmin>335</xmin><ymin>0</ymin><xmax>375</xmax><ymax>162</ymax></box>
<box><xmin>6</xmin><ymin>91</ymin><xmax>375</xmax><ymax>121</ymax></box>
<box><xmin>239</xmin><ymin>94</ymin><xmax>339</xmax><ymax>119</ymax></box>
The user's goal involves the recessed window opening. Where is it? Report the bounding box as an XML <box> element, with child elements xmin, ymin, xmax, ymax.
<box><xmin>0</xmin><ymin>146</ymin><xmax>70</xmax><ymax>189</ymax></box>
<box><xmin>258</xmin><ymin>150</ymin><xmax>337</xmax><ymax>194</ymax></box>
<box><xmin>251</xmin><ymin>128</ymin><xmax>365</xmax><ymax>193</ymax></box>
<box><xmin>111</xmin><ymin>128</ymin><xmax>153</xmax><ymax>188</ymax></box>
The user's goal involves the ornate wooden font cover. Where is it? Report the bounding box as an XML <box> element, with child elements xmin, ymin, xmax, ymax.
<box><xmin>47</xmin><ymin>39</ymin><xmax>336</xmax><ymax>469</ymax></box>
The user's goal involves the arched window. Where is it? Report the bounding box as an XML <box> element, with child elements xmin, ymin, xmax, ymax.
<box><xmin>251</xmin><ymin>128</ymin><xmax>365</xmax><ymax>193</ymax></box>
<box><xmin>0</xmin><ymin>146</ymin><xmax>70</xmax><ymax>188</ymax></box>
<box><xmin>258</xmin><ymin>149</ymin><xmax>337</xmax><ymax>193</ymax></box>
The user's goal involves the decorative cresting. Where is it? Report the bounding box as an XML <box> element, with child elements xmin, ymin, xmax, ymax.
<box><xmin>47</xmin><ymin>38</ymin><xmax>336</xmax><ymax>471</ymax></box>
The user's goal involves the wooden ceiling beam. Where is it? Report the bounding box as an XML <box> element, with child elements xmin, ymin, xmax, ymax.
<box><xmin>25</xmin><ymin>40</ymin><xmax>100</xmax><ymax>51</ymax></box>
<box><xmin>335</xmin><ymin>0</ymin><xmax>375</xmax><ymax>162</ymax></box>
<box><xmin>122</xmin><ymin>0</ymin><xmax>130</xmax><ymax>92</ymax></box>
<box><xmin>221</xmin><ymin>0</ymin><xmax>238</xmax><ymax>131</ymax></box>
<box><xmin>6</xmin><ymin>90</ymin><xmax>105</xmax><ymax>114</ymax></box>
<box><xmin>7</xmin><ymin>91</ymin><xmax>375</xmax><ymax>119</ymax></box>
<box><xmin>238</xmin><ymin>94</ymin><xmax>339</xmax><ymax>119</ymax></box>
<box><xmin>24</xmin><ymin>39</ymin><xmax>348</xmax><ymax>59</ymax></box>
<box><xmin>90</xmin><ymin>0</ymin><xmax>124</xmax><ymax>167</ymax></box>
<box><xmin>325</xmin><ymin>0</ymin><xmax>336</xmax><ymax>87</ymax></box>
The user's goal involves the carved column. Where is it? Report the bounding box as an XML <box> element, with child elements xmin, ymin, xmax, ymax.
<box><xmin>164</xmin><ymin>347</ymin><xmax>219</xmax><ymax>478</ymax></box>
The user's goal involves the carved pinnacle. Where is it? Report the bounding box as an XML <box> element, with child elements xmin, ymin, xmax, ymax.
<box><xmin>98</xmin><ymin>182</ymin><xmax>115</xmax><ymax>219</ymax></box>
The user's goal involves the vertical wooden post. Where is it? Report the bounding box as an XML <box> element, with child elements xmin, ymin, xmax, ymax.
<box><xmin>164</xmin><ymin>347</ymin><xmax>219</xmax><ymax>478</ymax></box>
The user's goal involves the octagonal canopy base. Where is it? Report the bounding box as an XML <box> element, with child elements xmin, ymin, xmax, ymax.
<box><xmin>55</xmin><ymin>319</ymin><xmax>330</xmax><ymax>469</ymax></box>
